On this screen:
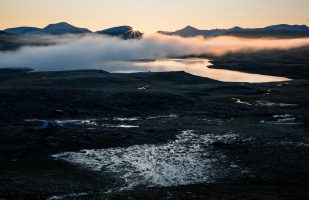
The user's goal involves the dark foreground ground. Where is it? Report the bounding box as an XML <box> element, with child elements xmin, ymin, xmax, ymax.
<box><xmin>0</xmin><ymin>49</ymin><xmax>309</xmax><ymax>199</ymax></box>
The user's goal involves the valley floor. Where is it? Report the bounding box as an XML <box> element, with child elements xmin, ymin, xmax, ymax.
<box><xmin>0</xmin><ymin>50</ymin><xmax>308</xmax><ymax>199</ymax></box>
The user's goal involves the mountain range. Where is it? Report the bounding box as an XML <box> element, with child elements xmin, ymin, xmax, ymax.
<box><xmin>159</xmin><ymin>24</ymin><xmax>309</xmax><ymax>38</ymax></box>
<box><xmin>2</xmin><ymin>23</ymin><xmax>309</xmax><ymax>39</ymax></box>
<box><xmin>3</xmin><ymin>22</ymin><xmax>143</xmax><ymax>39</ymax></box>
<box><xmin>4</xmin><ymin>22</ymin><xmax>91</xmax><ymax>35</ymax></box>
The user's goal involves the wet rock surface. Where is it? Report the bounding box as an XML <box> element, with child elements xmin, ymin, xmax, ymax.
<box><xmin>0</xmin><ymin>54</ymin><xmax>309</xmax><ymax>199</ymax></box>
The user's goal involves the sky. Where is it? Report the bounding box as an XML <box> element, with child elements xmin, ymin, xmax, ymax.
<box><xmin>1</xmin><ymin>0</ymin><xmax>309</xmax><ymax>34</ymax></box>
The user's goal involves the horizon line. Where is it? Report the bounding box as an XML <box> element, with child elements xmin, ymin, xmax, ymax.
<box><xmin>2</xmin><ymin>22</ymin><xmax>309</xmax><ymax>34</ymax></box>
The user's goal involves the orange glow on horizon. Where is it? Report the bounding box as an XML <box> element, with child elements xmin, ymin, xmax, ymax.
<box><xmin>0</xmin><ymin>0</ymin><xmax>308</xmax><ymax>34</ymax></box>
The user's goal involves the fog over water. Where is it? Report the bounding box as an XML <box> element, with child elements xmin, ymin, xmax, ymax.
<box><xmin>1</xmin><ymin>34</ymin><xmax>308</xmax><ymax>82</ymax></box>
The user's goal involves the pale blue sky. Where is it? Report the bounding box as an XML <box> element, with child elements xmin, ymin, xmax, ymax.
<box><xmin>1</xmin><ymin>0</ymin><xmax>308</xmax><ymax>33</ymax></box>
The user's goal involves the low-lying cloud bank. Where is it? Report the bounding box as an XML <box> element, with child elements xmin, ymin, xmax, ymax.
<box><xmin>1</xmin><ymin>34</ymin><xmax>309</xmax><ymax>71</ymax></box>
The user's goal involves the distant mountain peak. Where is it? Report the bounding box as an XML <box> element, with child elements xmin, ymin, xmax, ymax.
<box><xmin>229</xmin><ymin>26</ymin><xmax>243</xmax><ymax>31</ymax></box>
<box><xmin>120</xmin><ymin>25</ymin><xmax>133</xmax><ymax>29</ymax></box>
<box><xmin>182</xmin><ymin>26</ymin><xmax>199</xmax><ymax>31</ymax></box>
<box><xmin>96</xmin><ymin>25</ymin><xmax>143</xmax><ymax>40</ymax></box>
<box><xmin>51</xmin><ymin>22</ymin><xmax>70</xmax><ymax>25</ymax></box>
<box><xmin>171</xmin><ymin>26</ymin><xmax>202</xmax><ymax>37</ymax></box>
<box><xmin>45</xmin><ymin>22</ymin><xmax>78</xmax><ymax>29</ymax></box>
<box><xmin>42</xmin><ymin>22</ymin><xmax>91</xmax><ymax>34</ymax></box>
<box><xmin>56</xmin><ymin>22</ymin><xmax>70</xmax><ymax>25</ymax></box>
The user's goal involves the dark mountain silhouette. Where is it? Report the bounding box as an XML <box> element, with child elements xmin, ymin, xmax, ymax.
<box><xmin>96</xmin><ymin>26</ymin><xmax>143</xmax><ymax>39</ymax></box>
<box><xmin>264</xmin><ymin>24</ymin><xmax>309</xmax><ymax>31</ymax></box>
<box><xmin>172</xmin><ymin>26</ymin><xmax>201</xmax><ymax>37</ymax></box>
<box><xmin>3</xmin><ymin>23</ymin><xmax>143</xmax><ymax>39</ymax></box>
<box><xmin>0</xmin><ymin>31</ymin><xmax>9</xmax><ymax>35</ymax></box>
<box><xmin>40</xmin><ymin>22</ymin><xmax>91</xmax><ymax>34</ymax></box>
<box><xmin>4</xmin><ymin>22</ymin><xmax>91</xmax><ymax>35</ymax></box>
<box><xmin>159</xmin><ymin>26</ymin><xmax>236</xmax><ymax>37</ymax></box>
<box><xmin>159</xmin><ymin>24</ymin><xmax>309</xmax><ymax>38</ymax></box>
<box><xmin>4</xmin><ymin>27</ymin><xmax>41</xmax><ymax>35</ymax></box>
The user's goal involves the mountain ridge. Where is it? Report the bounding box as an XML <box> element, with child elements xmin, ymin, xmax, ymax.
<box><xmin>4</xmin><ymin>22</ymin><xmax>91</xmax><ymax>35</ymax></box>
<box><xmin>41</xmin><ymin>22</ymin><xmax>91</xmax><ymax>34</ymax></box>
<box><xmin>96</xmin><ymin>25</ymin><xmax>143</xmax><ymax>39</ymax></box>
<box><xmin>3</xmin><ymin>23</ymin><xmax>143</xmax><ymax>39</ymax></box>
<box><xmin>3</xmin><ymin>23</ymin><xmax>309</xmax><ymax>39</ymax></box>
<box><xmin>158</xmin><ymin>24</ymin><xmax>309</xmax><ymax>38</ymax></box>
<box><xmin>4</xmin><ymin>27</ymin><xmax>41</xmax><ymax>35</ymax></box>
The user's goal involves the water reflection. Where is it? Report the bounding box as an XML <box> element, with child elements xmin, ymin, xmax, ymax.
<box><xmin>127</xmin><ymin>58</ymin><xmax>291</xmax><ymax>83</ymax></box>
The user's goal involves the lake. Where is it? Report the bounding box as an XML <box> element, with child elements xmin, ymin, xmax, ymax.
<box><xmin>120</xmin><ymin>58</ymin><xmax>291</xmax><ymax>83</ymax></box>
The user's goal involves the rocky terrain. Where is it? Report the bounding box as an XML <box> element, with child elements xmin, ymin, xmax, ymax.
<box><xmin>0</xmin><ymin>48</ymin><xmax>308</xmax><ymax>199</ymax></box>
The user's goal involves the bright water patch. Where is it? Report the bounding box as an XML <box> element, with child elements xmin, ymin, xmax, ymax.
<box><xmin>25</xmin><ymin>114</ymin><xmax>178</xmax><ymax>130</ymax></box>
<box><xmin>146</xmin><ymin>114</ymin><xmax>178</xmax><ymax>120</ymax></box>
<box><xmin>231</xmin><ymin>98</ymin><xmax>252</xmax><ymax>106</ymax></box>
<box><xmin>47</xmin><ymin>193</ymin><xmax>87</xmax><ymax>200</ymax></box>
<box><xmin>255</xmin><ymin>101</ymin><xmax>297</xmax><ymax>107</ymax></box>
<box><xmin>131</xmin><ymin>59</ymin><xmax>291</xmax><ymax>83</ymax></box>
<box><xmin>231</xmin><ymin>98</ymin><xmax>297</xmax><ymax>107</ymax></box>
<box><xmin>260</xmin><ymin>114</ymin><xmax>302</xmax><ymax>125</ymax></box>
<box><xmin>137</xmin><ymin>85</ymin><xmax>150</xmax><ymax>90</ymax></box>
<box><xmin>53</xmin><ymin>131</ymin><xmax>241</xmax><ymax>191</ymax></box>
<box><xmin>25</xmin><ymin>119</ymin><xmax>98</xmax><ymax>129</ymax></box>
<box><xmin>106</xmin><ymin>124</ymin><xmax>139</xmax><ymax>128</ymax></box>
<box><xmin>113</xmin><ymin>117</ymin><xmax>140</xmax><ymax>121</ymax></box>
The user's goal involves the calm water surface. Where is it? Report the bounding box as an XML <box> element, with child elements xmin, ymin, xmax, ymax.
<box><xmin>124</xmin><ymin>58</ymin><xmax>291</xmax><ymax>83</ymax></box>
